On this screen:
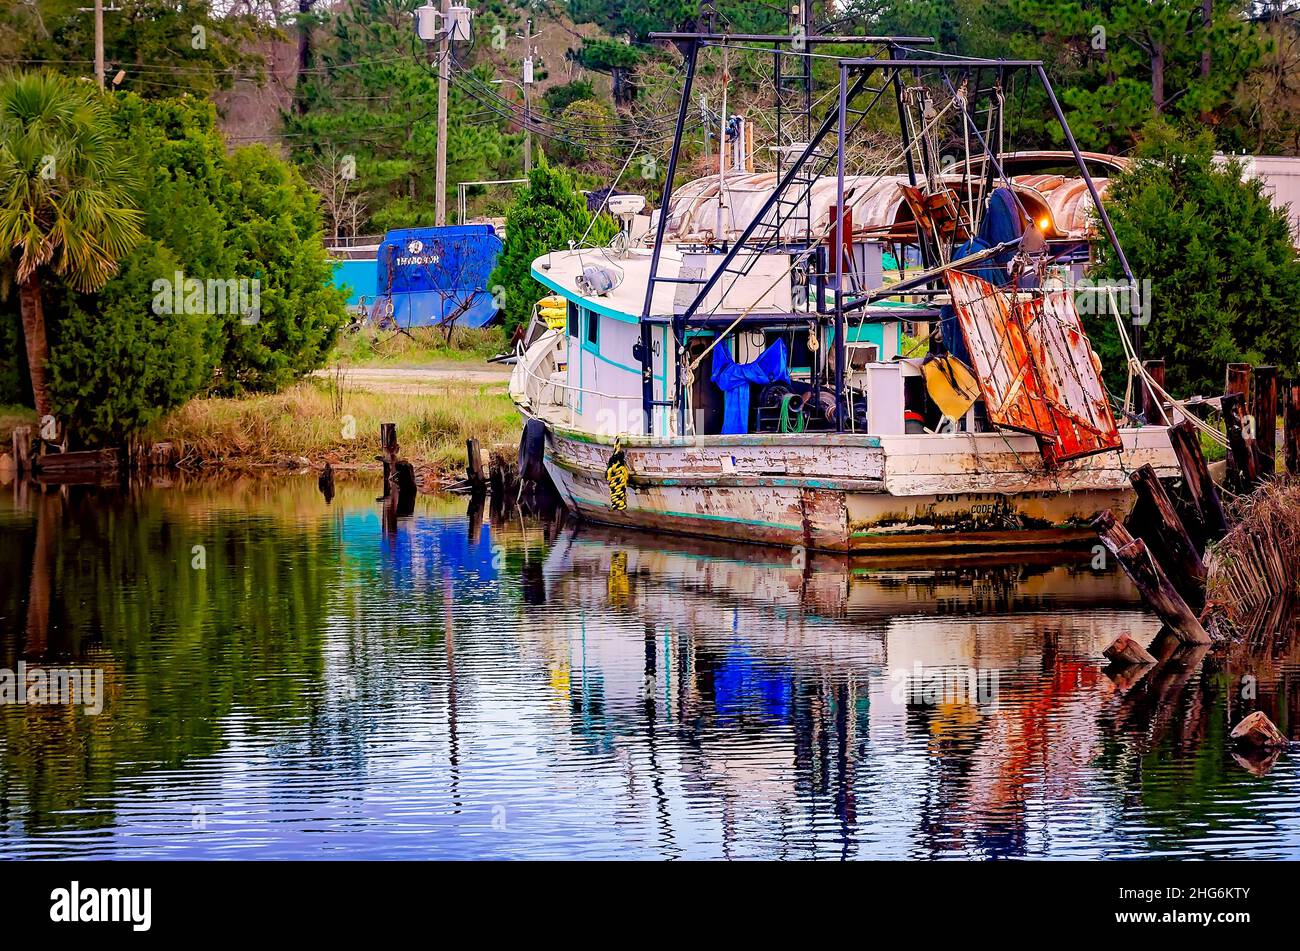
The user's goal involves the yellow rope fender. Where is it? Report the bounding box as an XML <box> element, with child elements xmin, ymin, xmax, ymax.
<box><xmin>606</xmin><ymin>437</ymin><xmax>630</xmax><ymax>511</ymax></box>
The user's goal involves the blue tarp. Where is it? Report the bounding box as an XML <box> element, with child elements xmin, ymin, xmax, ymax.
<box><xmin>951</xmin><ymin>187</ymin><xmax>1034</xmax><ymax>287</ymax></box>
<box><xmin>711</xmin><ymin>338</ymin><xmax>792</xmax><ymax>435</ymax></box>
<box><xmin>946</xmin><ymin>186</ymin><xmax>1035</xmax><ymax>362</ymax></box>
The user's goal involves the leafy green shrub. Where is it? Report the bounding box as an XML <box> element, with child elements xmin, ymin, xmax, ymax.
<box><xmin>213</xmin><ymin>146</ymin><xmax>348</xmax><ymax>394</ymax></box>
<box><xmin>48</xmin><ymin>241</ymin><xmax>210</xmax><ymax>446</ymax></box>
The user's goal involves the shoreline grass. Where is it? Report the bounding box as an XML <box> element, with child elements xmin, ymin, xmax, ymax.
<box><xmin>1</xmin><ymin>404</ymin><xmax>37</xmax><ymax>444</ymax></box>
<box><xmin>153</xmin><ymin>376</ymin><xmax>521</xmax><ymax>476</ymax></box>
<box><xmin>330</xmin><ymin>325</ymin><xmax>509</xmax><ymax>367</ymax></box>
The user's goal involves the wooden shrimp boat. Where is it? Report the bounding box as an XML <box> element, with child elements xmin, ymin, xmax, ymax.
<box><xmin>509</xmin><ymin>35</ymin><xmax>1178</xmax><ymax>553</ymax></box>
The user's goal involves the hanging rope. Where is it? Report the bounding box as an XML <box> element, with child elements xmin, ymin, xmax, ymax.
<box><xmin>1105</xmin><ymin>286</ymin><xmax>1229</xmax><ymax>448</ymax></box>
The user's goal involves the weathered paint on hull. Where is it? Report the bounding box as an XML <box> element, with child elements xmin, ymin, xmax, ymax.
<box><xmin>541</xmin><ymin>426</ymin><xmax>1175</xmax><ymax>553</ymax></box>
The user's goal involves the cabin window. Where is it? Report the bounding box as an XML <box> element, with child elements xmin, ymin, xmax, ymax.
<box><xmin>567</xmin><ymin>300</ymin><xmax>579</xmax><ymax>337</ymax></box>
<box><xmin>585</xmin><ymin>309</ymin><xmax>600</xmax><ymax>347</ymax></box>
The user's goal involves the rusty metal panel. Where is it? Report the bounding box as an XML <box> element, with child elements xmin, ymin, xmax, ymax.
<box><xmin>1018</xmin><ymin>288</ymin><xmax>1122</xmax><ymax>464</ymax></box>
<box><xmin>946</xmin><ymin>271</ymin><xmax>1121</xmax><ymax>465</ymax></box>
<box><xmin>945</xmin><ymin>271</ymin><xmax>1055</xmax><ymax>439</ymax></box>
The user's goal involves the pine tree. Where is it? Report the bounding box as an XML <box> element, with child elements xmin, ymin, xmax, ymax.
<box><xmin>488</xmin><ymin>160</ymin><xmax>617</xmax><ymax>332</ymax></box>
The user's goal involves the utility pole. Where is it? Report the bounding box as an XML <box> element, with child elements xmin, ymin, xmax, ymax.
<box><xmin>434</xmin><ymin>0</ymin><xmax>451</xmax><ymax>226</ymax></box>
<box><xmin>521</xmin><ymin>18</ymin><xmax>538</xmax><ymax>176</ymax></box>
<box><xmin>78</xmin><ymin>1</ymin><xmax>120</xmax><ymax>88</ymax></box>
<box><xmin>94</xmin><ymin>0</ymin><xmax>104</xmax><ymax>89</ymax></box>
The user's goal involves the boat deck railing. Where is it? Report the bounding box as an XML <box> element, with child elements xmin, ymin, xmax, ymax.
<box><xmin>515</xmin><ymin>337</ymin><xmax>641</xmax><ymax>427</ymax></box>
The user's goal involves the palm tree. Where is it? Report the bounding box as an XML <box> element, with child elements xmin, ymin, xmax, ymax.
<box><xmin>0</xmin><ymin>71</ymin><xmax>141</xmax><ymax>419</ymax></box>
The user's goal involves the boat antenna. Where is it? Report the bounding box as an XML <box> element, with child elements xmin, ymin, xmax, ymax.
<box><xmin>577</xmin><ymin>140</ymin><xmax>644</xmax><ymax>249</ymax></box>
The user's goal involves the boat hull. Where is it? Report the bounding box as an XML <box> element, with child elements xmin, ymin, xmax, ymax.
<box><xmin>540</xmin><ymin>426</ymin><xmax>1178</xmax><ymax>553</ymax></box>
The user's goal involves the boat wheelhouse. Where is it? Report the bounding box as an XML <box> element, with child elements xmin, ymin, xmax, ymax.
<box><xmin>509</xmin><ymin>32</ymin><xmax>1179</xmax><ymax>552</ymax></box>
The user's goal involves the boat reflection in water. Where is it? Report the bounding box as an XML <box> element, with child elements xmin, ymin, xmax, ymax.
<box><xmin>515</xmin><ymin>524</ymin><xmax>1298</xmax><ymax>859</ymax></box>
<box><xmin>2</xmin><ymin>478</ymin><xmax>1298</xmax><ymax>859</ymax></box>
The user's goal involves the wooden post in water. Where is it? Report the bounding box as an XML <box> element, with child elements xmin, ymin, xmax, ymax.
<box><xmin>12</xmin><ymin>425</ymin><xmax>31</xmax><ymax>478</ymax></box>
<box><xmin>1094</xmin><ymin>511</ymin><xmax>1211</xmax><ymax>645</ymax></box>
<box><xmin>1287</xmin><ymin>384</ymin><xmax>1300</xmax><ymax>477</ymax></box>
<box><xmin>379</xmin><ymin>422</ymin><xmax>398</xmax><ymax>499</ymax></box>
<box><xmin>1103</xmin><ymin>632</ymin><xmax>1157</xmax><ymax>668</ymax></box>
<box><xmin>1222</xmin><ymin>392</ymin><xmax>1260</xmax><ymax>491</ymax></box>
<box><xmin>465</xmin><ymin>438</ymin><xmax>486</xmax><ymax>493</ymax></box>
<box><xmin>1128</xmin><ymin>464</ymin><xmax>1206</xmax><ymax>605</ymax></box>
<box><xmin>1141</xmin><ymin>359</ymin><xmax>1167</xmax><ymax>425</ymax></box>
<box><xmin>1166</xmin><ymin>419</ymin><xmax>1229</xmax><ymax>550</ymax></box>
<box><xmin>1231</xmin><ymin>711</ymin><xmax>1288</xmax><ymax>748</ymax></box>
<box><xmin>1251</xmin><ymin>365</ymin><xmax>1278</xmax><ymax>476</ymax></box>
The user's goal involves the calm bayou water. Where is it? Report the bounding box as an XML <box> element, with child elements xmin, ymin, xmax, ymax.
<box><xmin>1</xmin><ymin>476</ymin><xmax>1298</xmax><ymax>860</ymax></box>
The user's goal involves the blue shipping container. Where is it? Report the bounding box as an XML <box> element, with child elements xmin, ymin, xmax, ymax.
<box><xmin>370</xmin><ymin>225</ymin><xmax>503</xmax><ymax>329</ymax></box>
<box><xmin>332</xmin><ymin>258</ymin><xmax>377</xmax><ymax>305</ymax></box>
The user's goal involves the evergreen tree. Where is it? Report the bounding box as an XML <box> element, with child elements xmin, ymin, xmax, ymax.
<box><xmin>0</xmin><ymin>0</ymin><xmax>266</xmax><ymax>98</ymax></box>
<box><xmin>1089</xmin><ymin>119</ymin><xmax>1300</xmax><ymax>396</ymax></box>
<box><xmin>488</xmin><ymin>160</ymin><xmax>617</xmax><ymax>332</ymax></box>
<box><xmin>289</xmin><ymin>0</ymin><xmax>518</xmax><ymax>232</ymax></box>
<box><xmin>47</xmin><ymin>240</ymin><xmax>208</xmax><ymax>445</ymax></box>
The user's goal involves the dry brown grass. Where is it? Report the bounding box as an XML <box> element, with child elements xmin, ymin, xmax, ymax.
<box><xmin>154</xmin><ymin>377</ymin><xmax>521</xmax><ymax>474</ymax></box>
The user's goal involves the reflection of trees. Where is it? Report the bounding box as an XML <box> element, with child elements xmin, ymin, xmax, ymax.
<box><xmin>0</xmin><ymin>482</ymin><xmax>340</xmax><ymax>834</ymax></box>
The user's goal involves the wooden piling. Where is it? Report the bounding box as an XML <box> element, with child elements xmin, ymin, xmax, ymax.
<box><xmin>1225</xmin><ymin>362</ymin><xmax>1251</xmax><ymax>402</ymax></box>
<box><xmin>1166</xmin><ymin>420</ymin><xmax>1229</xmax><ymax>549</ymax></box>
<box><xmin>1223</xmin><ymin>392</ymin><xmax>1260</xmax><ymax>491</ymax></box>
<box><xmin>1141</xmin><ymin>359</ymin><xmax>1167</xmax><ymax>425</ymax></box>
<box><xmin>1128</xmin><ymin>464</ymin><xmax>1206</xmax><ymax>605</ymax></box>
<box><xmin>465</xmin><ymin>438</ymin><xmax>486</xmax><ymax>492</ymax></box>
<box><xmin>1103</xmin><ymin>633</ymin><xmax>1157</xmax><ymax>667</ymax></box>
<box><xmin>12</xmin><ymin>425</ymin><xmax>31</xmax><ymax>478</ymax></box>
<box><xmin>379</xmin><ymin>422</ymin><xmax>398</xmax><ymax>499</ymax></box>
<box><xmin>1251</xmin><ymin>365</ymin><xmax>1278</xmax><ymax>476</ymax></box>
<box><xmin>1230</xmin><ymin>711</ymin><xmax>1288</xmax><ymax>749</ymax></box>
<box><xmin>1094</xmin><ymin>511</ymin><xmax>1212</xmax><ymax>645</ymax></box>
<box><xmin>1287</xmin><ymin>384</ymin><xmax>1300</xmax><ymax>477</ymax></box>
<box><xmin>1227</xmin><ymin>361</ymin><xmax>1258</xmax><ymax>485</ymax></box>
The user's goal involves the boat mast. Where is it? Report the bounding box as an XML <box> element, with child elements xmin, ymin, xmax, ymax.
<box><xmin>641</xmin><ymin>33</ymin><xmax>1139</xmax><ymax>433</ymax></box>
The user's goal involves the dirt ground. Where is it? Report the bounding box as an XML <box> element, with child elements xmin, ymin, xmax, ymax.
<box><xmin>316</xmin><ymin>362</ymin><xmax>513</xmax><ymax>395</ymax></box>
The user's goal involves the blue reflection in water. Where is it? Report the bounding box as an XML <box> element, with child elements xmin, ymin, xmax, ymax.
<box><xmin>0</xmin><ymin>476</ymin><xmax>1298</xmax><ymax>860</ymax></box>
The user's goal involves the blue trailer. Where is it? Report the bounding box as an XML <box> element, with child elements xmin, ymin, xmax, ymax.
<box><xmin>367</xmin><ymin>225</ymin><xmax>503</xmax><ymax>329</ymax></box>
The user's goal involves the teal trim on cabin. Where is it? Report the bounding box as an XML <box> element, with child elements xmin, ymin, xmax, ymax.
<box><xmin>825</xmin><ymin>320</ymin><xmax>901</xmax><ymax>355</ymax></box>
<box><xmin>532</xmin><ymin>267</ymin><xmax>640</xmax><ymax>323</ymax></box>
<box><xmin>846</xmin><ymin>323</ymin><xmax>888</xmax><ymax>347</ymax></box>
<box><xmin>563</xmin><ymin>305</ymin><xmax>666</xmax><ymax>425</ymax></box>
<box><xmin>576</xmin><ymin>307</ymin><xmax>645</xmax><ymax>376</ymax></box>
